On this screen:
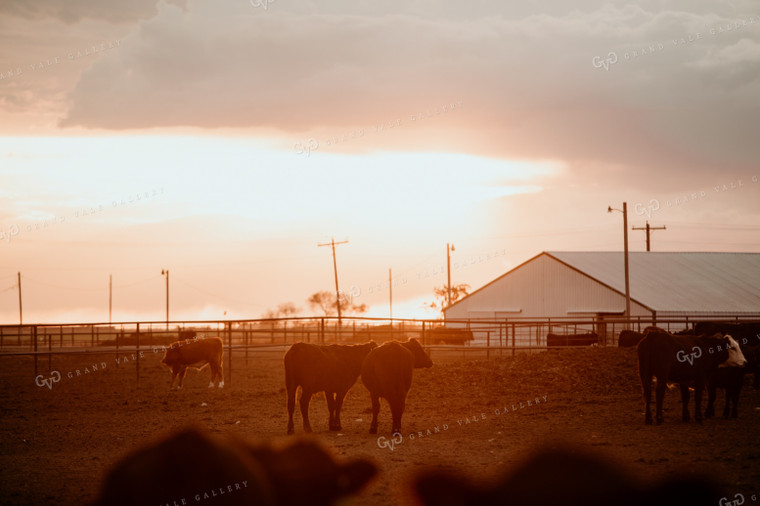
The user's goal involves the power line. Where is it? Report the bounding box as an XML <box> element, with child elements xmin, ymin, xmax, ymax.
<box><xmin>632</xmin><ymin>221</ymin><xmax>666</xmax><ymax>252</ymax></box>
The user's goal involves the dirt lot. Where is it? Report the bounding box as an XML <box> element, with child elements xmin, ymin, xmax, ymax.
<box><xmin>1</xmin><ymin>346</ymin><xmax>759</xmax><ymax>505</ymax></box>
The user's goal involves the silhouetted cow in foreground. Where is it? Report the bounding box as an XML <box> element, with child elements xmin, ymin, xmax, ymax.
<box><xmin>361</xmin><ymin>338</ymin><xmax>433</xmax><ymax>435</ymax></box>
<box><xmin>161</xmin><ymin>337</ymin><xmax>224</xmax><ymax>389</ymax></box>
<box><xmin>414</xmin><ymin>445</ymin><xmax>723</xmax><ymax>506</ymax></box>
<box><xmin>637</xmin><ymin>332</ymin><xmax>746</xmax><ymax>424</ymax></box>
<box><xmin>284</xmin><ymin>341</ymin><xmax>377</xmax><ymax>434</ymax></box>
<box><xmin>91</xmin><ymin>427</ymin><xmax>377</xmax><ymax>506</ymax></box>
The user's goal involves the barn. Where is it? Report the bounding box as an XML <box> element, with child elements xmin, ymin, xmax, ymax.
<box><xmin>444</xmin><ymin>251</ymin><xmax>760</xmax><ymax>328</ymax></box>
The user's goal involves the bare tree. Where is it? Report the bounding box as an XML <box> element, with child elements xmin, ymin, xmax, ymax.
<box><xmin>261</xmin><ymin>302</ymin><xmax>301</xmax><ymax>319</ymax></box>
<box><xmin>426</xmin><ymin>283</ymin><xmax>471</xmax><ymax>315</ymax></box>
<box><xmin>308</xmin><ymin>290</ymin><xmax>368</xmax><ymax>316</ymax></box>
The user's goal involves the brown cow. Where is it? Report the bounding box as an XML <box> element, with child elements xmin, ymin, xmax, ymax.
<box><xmin>161</xmin><ymin>337</ymin><xmax>224</xmax><ymax>389</ymax></box>
<box><xmin>284</xmin><ymin>341</ymin><xmax>377</xmax><ymax>434</ymax></box>
<box><xmin>414</xmin><ymin>445</ymin><xmax>723</xmax><ymax>506</ymax></box>
<box><xmin>361</xmin><ymin>338</ymin><xmax>433</xmax><ymax>435</ymax></box>
<box><xmin>637</xmin><ymin>332</ymin><xmax>746</xmax><ymax>424</ymax></box>
<box><xmin>91</xmin><ymin>426</ymin><xmax>377</xmax><ymax>506</ymax></box>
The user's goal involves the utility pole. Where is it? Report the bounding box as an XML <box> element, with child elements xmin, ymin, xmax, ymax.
<box><xmin>17</xmin><ymin>272</ymin><xmax>22</xmax><ymax>325</ymax></box>
<box><xmin>632</xmin><ymin>221</ymin><xmax>666</xmax><ymax>252</ymax></box>
<box><xmin>318</xmin><ymin>238</ymin><xmax>348</xmax><ymax>325</ymax></box>
<box><xmin>608</xmin><ymin>203</ymin><xmax>631</xmax><ymax>323</ymax></box>
<box><xmin>389</xmin><ymin>268</ymin><xmax>393</xmax><ymax>321</ymax></box>
<box><xmin>161</xmin><ymin>269</ymin><xmax>169</xmax><ymax>329</ymax></box>
<box><xmin>109</xmin><ymin>274</ymin><xmax>113</xmax><ymax>324</ymax></box>
<box><xmin>446</xmin><ymin>243</ymin><xmax>455</xmax><ymax>308</ymax></box>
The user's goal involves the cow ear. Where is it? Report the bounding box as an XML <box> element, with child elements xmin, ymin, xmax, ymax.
<box><xmin>415</xmin><ymin>473</ymin><xmax>478</xmax><ymax>506</ymax></box>
<box><xmin>336</xmin><ymin>460</ymin><xmax>376</xmax><ymax>495</ymax></box>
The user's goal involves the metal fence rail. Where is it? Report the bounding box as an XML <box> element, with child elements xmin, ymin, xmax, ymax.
<box><xmin>3</xmin><ymin>315</ymin><xmax>758</xmax><ymax>387</ymax></box>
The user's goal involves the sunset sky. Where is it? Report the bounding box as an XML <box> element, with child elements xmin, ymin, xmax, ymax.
<box><xmin>1</xmin><ymin>0</ymin><xmax>759</xmax><ymax>324</ymax></box>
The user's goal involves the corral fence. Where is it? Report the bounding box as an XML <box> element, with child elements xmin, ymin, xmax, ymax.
<box><xmin>2</xmin><ymin>314</ymin><xmax>758</xmax><ymax>387</ymax></box>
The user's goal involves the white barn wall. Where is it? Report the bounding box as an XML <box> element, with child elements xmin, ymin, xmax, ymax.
<box><xmin>445</xmin><ymin>253</ymin><xmax>651</xmax><ymax>320</ymax></box>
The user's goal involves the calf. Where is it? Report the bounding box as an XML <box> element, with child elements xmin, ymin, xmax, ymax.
<box><xmin>91</xmin><ymin>426</ymin><xmax>376</xmax><ymax>506</ymax></box>
<box><xmin>637</xmin><ymin>332</ymin><xmax>746</xmax><ymax>424</ymax></box>
<box><xmin>361</xmin><ymin>338</ymin><xmax>433</xmax><ymax>435</ymax></box>
<box><xmin>284</xmin><ymin>341</ymin><xmax>377</xmax><ymax>434</ymax></box>
<box><xmin>414</xmin><ymin>445</ymin><xmax>722</xmax><ymax>506</ymax></box>
<box><xmin>161</xmin><ymin>337</ymin><xmax>224</xmax><ymax>389</ymax></box>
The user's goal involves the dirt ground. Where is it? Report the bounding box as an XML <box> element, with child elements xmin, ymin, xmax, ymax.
<box><xmin>1</xmin><ymin>346</ymin><xmax>759</xmax><ymax>505</ymax></box>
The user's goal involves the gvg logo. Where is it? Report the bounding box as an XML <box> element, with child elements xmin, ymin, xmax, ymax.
<box><xmin>676</xmin><ymin>346</ymin><xmax>702</xmax><ymax>365</ymax></box>
<box><xmin>0</xmin><ymin>223</ymin><xmax>19</xmax><ymax>243</ymax></box>
<box><xmin>634</xmin><ymin>199</ymin><xmax>660</xmax><ymax>218</ymax></box>
<box><xmin>376</xmin><ymin>433</ymin><xmax>403</xmax><ymax>452</ymax></box>
<box><xmin>720</xmin><ymin>493</ymin><xmax>746</xmax><ymax>506</ymax></box>
<box><xmin>337</xmin><ymin>285</ymin><xmax>361</xmax><ymax>306</ymax></box>
<box><xmin>250</xmin><ymin>0</ymin><xmax>276</xmax><ymax>10</ymax></box>
<box><xmin>35</xmin><ymin>370</ymin><xmax>61</xmax><ymax>390</ymax></box>
<box><xmin>592</xmin><ymin>52</ymin><xmax>618</xmax><ymax>71</ymax></box>
<box><xmin>294</xmin><ymin>138</ymin><xmax>319</xmax><ymax>157</ymax></box>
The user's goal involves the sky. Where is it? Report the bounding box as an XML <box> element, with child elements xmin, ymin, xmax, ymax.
<box><xmin>1</xmin><ymin>0</ymin><xmax>759</xmax><ymax>324</ymax></box>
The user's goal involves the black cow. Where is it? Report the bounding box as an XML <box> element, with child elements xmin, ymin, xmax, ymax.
<box><xmin>637</xmin><ymin>332</ymin><xmax>747</xmax><ymax>424</ymax></box>
<box><xmin>361</xmin><ymin>338</ymin><xmax>433</xmax><ymax>435</ymax></box>
<box><xmin>695</xmin><ymin>322</ymin><xmax>760</xmax><ymax>389</ymax></box>
<box><xmin>284</xmin><ymin>341</ymin><xmax>377</xmax><ymax>434</ymax></box>
<box><xmin>705</xmin><ymin>365</ymin><xmax>745</xmax><ymax>419</ymax></box>
<box><xmin>694</xmin><ymin>322</ymin><xmax>760</xmax><ymax>345</ymax></box>
<box><xmin>618</xmin><ymin>330</ymin><xmax>645</xmax><ymax>348</ymax></box>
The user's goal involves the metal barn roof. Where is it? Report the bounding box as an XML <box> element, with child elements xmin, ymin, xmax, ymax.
<box><xmin>546</xmin><ymin>251</ymin><xmax>760</xmax><ymax>315</ymax></box>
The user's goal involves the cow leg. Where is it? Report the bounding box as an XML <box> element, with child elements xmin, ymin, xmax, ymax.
<box><xmin>693</xmin><ymin>382</ymin><xmax>704</xmax><ymax>423</ymax></box>
<box><xmin>216</xmin><ymin>358</ymin><xmax>224</xmax><ymax>388</ymax></box>
<box><xmin>729</xmin><ymin>385</ymin><xmax>740</xmax><ymax>419</ymax></box>
<box><xmin>369</xmin><ymin>393</ymin><xmax>380</xmax><ymax>434</ymax></box>
<box><xmin>390</xmin><ymin>395</ymin><xmax>406</xmax><ymax>436</ymax></box>
<box><xmin>207</xmin><ymin>362</ymin><xmax>216</xmax><ymax>388</ymax></box>
<box><xmin>169</xmin><ymin>372</ymin><xmax>177</xmax><ymax>390</ymax></box>
<box><xmin>325</xmin><ymin>392</ymin><xmax>338</xmax><ymax>431</ymax></box>
<box><xmin>286</xmin><ymin>385</ymin><xmax>297</xmax><ymax>435</ymax></box>
<box><xmin>655</xmin><ymin>377</ymin><xmax>667</xmax><ymax>425</ymax></box>
<box><xmin>300</xmin><ymin>390</ymin><xmax>313</xmax><ymax>433</ymax></box>
<box><xmin>705</xmin><ymin>384</ymin><xmax>716</xmax><ymax>418</ymax></box>
<box><xmin>723</xmin><ymin>389</ymin><xmax>731</xmax><ymax>419</ymax></box>
<box><xmin>679</xmin><ymin>384</ymin><xmax>691</xmax><ymax>422</ymax></box>
<box><xmin>333</xmin><ymin>390</ymin><xmax>347</xmax><ymax>431</ymax></box>
<box><xmin>642</xmin><ymin>377</ymin><xmax>653</xmax><ymax>425</ymax></box>
<box><xmin>209</xmin><ymin>362</ymin><xmax>223</xmax><ymax>389</ymax></box>
<box><xmin>178</xmin><ymin>367</ymin><xmax>188</xmax><ymax>389</ymax></box>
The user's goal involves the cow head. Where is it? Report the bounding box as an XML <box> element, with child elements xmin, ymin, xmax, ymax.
<box><xmin>721</xmin><ymin>335</ymin><xmax>748</xmax><ymax>368</ymax></box>
<box><xmin>161</xmin><ymin>344</ymin><xmax>181</xmax><ymax>369</ymax></box>
<box><xmin>404</xmin><ymin>338</ymin><xmax>433</xmax><ymax>369</ymax></box>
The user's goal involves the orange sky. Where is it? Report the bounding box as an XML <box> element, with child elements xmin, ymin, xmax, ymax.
<box><xmin>1</xmin><ymin>1</ymin><xmax>759</xmax><ymax>323</ymax></box>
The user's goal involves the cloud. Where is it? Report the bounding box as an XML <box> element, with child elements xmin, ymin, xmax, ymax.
<box><xmin>0</xmin><ymin>0</ymin><xmax>187</xmax><ymax>24</ymax></box>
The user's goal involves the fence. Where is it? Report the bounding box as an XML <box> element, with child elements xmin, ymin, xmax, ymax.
<box><xmin>3</xmin><ymin>314</ymin><xmax>758</xmax><ymax>387</ymax></box>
